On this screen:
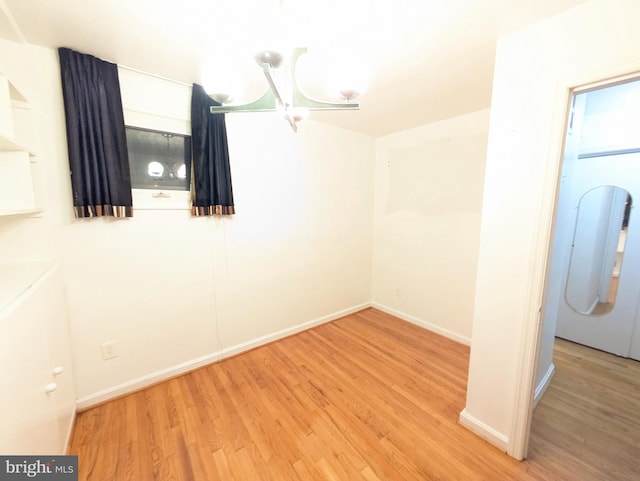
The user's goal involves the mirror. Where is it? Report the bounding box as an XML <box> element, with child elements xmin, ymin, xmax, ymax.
<box><xmin>565</xmin><ymin>186</ymin><xmax>631</xmax><ymax>315</ymax></box>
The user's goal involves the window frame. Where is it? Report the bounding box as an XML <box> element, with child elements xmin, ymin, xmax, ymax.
<box><xmin>123</xmin><ymin>109</ymin><xmax>191</xmax><ymax>211</ymax></box>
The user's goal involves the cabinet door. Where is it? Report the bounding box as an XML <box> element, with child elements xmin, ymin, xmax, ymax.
<box><xmin>0</xmin><ymin>289</ymin><xmax>59</xmax><ymax>454</ymax></box>
<box><xmin>39</xmin><ymin>266</ymin><xmax>77</xmax><ymax>450</ymax></box>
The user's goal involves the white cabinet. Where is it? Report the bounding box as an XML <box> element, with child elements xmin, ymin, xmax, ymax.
<box><xmin>0</xmin><ymin>71</ymin><xmax>41</xmax><ymax>216</ymax></box>
<box><xmin>0</xmin><ymin>263</ymin><xmax>76</xmax><ymax>454</ymax></box>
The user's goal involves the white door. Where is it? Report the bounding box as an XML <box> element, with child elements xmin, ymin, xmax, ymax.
<box><xmin>555</xmin><ymin>152</ymin><xmax>640</xmax><ymax>359</ymax></box>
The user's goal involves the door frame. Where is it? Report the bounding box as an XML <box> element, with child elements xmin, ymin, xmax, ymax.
<box><xmin>509</xmin><ymin>67</ymin><xmax>640</xmax><ymax>460</ymax></box>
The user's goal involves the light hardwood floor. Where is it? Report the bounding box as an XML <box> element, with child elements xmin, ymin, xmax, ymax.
<box><xmin>528</xmin><ymin>337</ymin><xmax>640</xmax><ymax>481</ymax></box>
<box><xmin>68</xmin><ymin>308</ymin><xmax>639</xmax><ymax>480</ymax></box>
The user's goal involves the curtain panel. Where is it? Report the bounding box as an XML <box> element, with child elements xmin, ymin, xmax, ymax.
<box><xmin>58</xmin><ymin>47</ymin><xmax>133</xmax><ymax>218</ymax></box>
<box><xmin>190</xmin><ymin>84</ymin><xmax>235</xmax><ymax>216</ymax></box>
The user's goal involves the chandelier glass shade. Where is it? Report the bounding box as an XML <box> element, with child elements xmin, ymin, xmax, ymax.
<box><xmin>208</xmin><ymin>47</ymin><xmax>360</xmax><ymax>132</ymax></box>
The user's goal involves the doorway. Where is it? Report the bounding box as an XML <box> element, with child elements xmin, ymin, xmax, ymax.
<box><xmin>542</xmin><ymin>77</ymin><xmax>640</xmax><ymax>360</ymax></box>
<box><xmin>529</xmin><ymin>76</ymin><xmax>640</xmax><ymax>465</ymax></box>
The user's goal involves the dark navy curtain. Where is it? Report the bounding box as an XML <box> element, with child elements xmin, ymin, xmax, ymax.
<box><xmin>58</xmin><ymin>47</ymin><xmax>133</xmax><ymax>218</ymax></box>
<box><xmin>190</xmin><ymin>83</ymin><xmax>235</xmax><ymax>216</ymax></box>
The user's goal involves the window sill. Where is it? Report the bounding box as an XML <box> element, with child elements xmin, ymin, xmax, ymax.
<box><xmin>132</xmin><ymin>189</ymin><xmax>190</xmax><ymax>210</ymax></box>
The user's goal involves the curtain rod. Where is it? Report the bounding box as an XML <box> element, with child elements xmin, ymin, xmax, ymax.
<box><xmin>117</xmin><ymin>64</ymin><xmax>193</xmax><ymax>88</ymax></box>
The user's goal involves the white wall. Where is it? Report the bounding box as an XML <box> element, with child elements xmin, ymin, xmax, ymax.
<box><xmin>25</xmin><ymin>45</ymin><xmax>376</xmax><ymax>406</ymax></box>
<box><xmin>372</xmin><ymin>110</ymin><xmax>489</xmax><ymax>343</ymax></box>
<box><xmin>462</xmin><ymin>0</ymin><xmax>640</xmax><ymax>458</ymax></box>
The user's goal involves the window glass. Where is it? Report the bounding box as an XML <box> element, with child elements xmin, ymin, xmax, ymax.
<box><xmin>125</xmin><ymin>126</ymin><xmax>191</xmax><ymax>191</ymax></box>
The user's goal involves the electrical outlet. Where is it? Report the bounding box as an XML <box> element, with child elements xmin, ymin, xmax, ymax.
<box><xmin>101</xmin><ymin>341</ymin><xmax>118</xmax><ymax>360</ymax></box>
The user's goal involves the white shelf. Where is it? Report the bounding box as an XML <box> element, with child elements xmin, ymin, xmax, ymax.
<box><xmin>0</xmin><ymin>70</ymin><xmax>40</xmax><ymax>215</ymax></box>
<box><xmin>0</xmin><ymin>133</ymin><xmax>32</xmax><ymax>153</ymax></box>
<box><xmin>0</xmin><ymin>260</ymin><xmax>54</xmax><ymax>317</ymax></box>
<box><xmin>0</xmin><ymin>134</ymin><xmax>19</xmax><ymax>150</ymax></box>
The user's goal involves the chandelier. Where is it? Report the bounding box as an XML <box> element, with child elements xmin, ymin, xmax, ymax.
<box><xmin>208</xmin><ymin>47</ymin><xmax>360</xmax><ymax>132</ymax></box>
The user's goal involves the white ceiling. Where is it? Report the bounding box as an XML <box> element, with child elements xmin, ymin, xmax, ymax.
<box><xmin>0</xmin><ymin>0</ymin><xmax>588</xmax><ymax>137</ymax></box>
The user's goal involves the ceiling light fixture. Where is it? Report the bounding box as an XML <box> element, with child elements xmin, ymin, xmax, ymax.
<box><xmin>209</xmin><ymin>47</ymin><xmax>360</xmax><ymax>132</ymax></box>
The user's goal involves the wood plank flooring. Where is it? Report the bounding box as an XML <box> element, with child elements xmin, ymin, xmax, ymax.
<box><xmin>528</xmin><ymin>337</ymin><xmax>640</xmax><ymax>481</ymax></box>
<box><xmin>68</xmin><ymin>308</ymin><xmax>639</xmax><ymax>480</ymax></box>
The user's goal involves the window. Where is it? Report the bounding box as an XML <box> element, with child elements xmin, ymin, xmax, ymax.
<box><xmin>125</xmin><ymin>126</ymin><xmax>191</xmax><ymax>191</ymax></box>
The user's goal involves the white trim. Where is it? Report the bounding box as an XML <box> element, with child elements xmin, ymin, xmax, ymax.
<box><xmin>459</xmin><ymin>409</ymin><xmax>509</xmax><ymax>452</ymax></box>
<box><xmin>371</xmin><ymin>302</ymin><xmax>471</xmax><ymax>346</ymax></box>
<box><xmin>118</xmin><ymin>64</ymin><xmax>192</xmax><ymax>88</ymax></box>
<box><xmin>506</xmin><ymin>81</ymin><xmax>569</xmax><ymax>460</ymax></box>
<box><xmin>75</xmin><ymin>302</ymin><xmax>372</xmax><ymax>410</ymax></box>
<box><xmin>533</xmin><ymin>362</ymin><xmax>555</xmax><ymax>409</ymax></box>
<box><xmin>123</xmin><ymin>108</ymin><xmax>190</xmax><ymax>134</ymax></box>
<box><xmin>63</xmin><ymin>406</ymin><xmax>77</xmax><ymax>454</ymax></box>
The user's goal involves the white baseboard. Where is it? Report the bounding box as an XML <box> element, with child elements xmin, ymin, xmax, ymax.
<box><xmin>533</xmin><ymin>362</ymin><xmax>555</xmax><ymax>408</ymax></box>
<box><xmin>459</xmin><ymin>408</ymin><xmax>509</xmax><ymax>452</ymax></box>
<box><xmin>371</xmin><ymin>302</ymin><xmax>471</xmax><ymax>346</ymax></box>
<box><xmin>76</xmin><ymin>302</ymin><xmax>372</xmax><ymax>410</ymax></box>
<box><xmin>64</xmin><ymin>406</ymin><xmax>77</xmax><ymax>454</ymax></box>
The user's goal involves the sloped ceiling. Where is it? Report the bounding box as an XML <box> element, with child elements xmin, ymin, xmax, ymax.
<box><xmin>0</xmin><ymin>0</ymin><xmax>588</xmax><ymax>136</ymax></box>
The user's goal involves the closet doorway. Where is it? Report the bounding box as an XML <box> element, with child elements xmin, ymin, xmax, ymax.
<box><xmin>546</xmin><ymin>77</ymin><xmax>640</xmax><ymax>359</ymax></box>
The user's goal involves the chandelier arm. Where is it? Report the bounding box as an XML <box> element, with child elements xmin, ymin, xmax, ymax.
<box><xmin>261</xmin><ymin>64</ymin><xmax>298</xmax><ymax>131</ymax></box>
<box><xmin>283</xmin><ymin>114</ymin><xmax>298</xmax><ymax>132</ymax></box>
<box><xmin>261</xmin><ymin>63</ymin><xmax>285</xmax><ymax>107</ymax></box>
<box><xmin>209</xmin><ymin>88</ymin><xmax>277</xmax><ymax>113</ymax></box>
